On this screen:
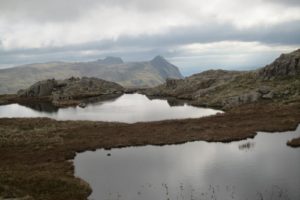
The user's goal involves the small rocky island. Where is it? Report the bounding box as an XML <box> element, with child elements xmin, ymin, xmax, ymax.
<box><xmin>10</xmin><ymin>77</ymin><xmax>124</xmax><ymax>107</ymax></box>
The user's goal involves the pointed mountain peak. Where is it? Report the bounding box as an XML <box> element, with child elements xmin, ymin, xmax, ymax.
<box><xmin>96</xmin><ymin>56</ymin><xmax>124</xmax><ymax>65</ymax></box>
<box><xmin>151</xmin><ymin>55</ymin><xmax>167</xmax><ymax>62</ymax></box>
<box><xmin>150</xmin><ymin>55</ymin><xmax>184</xmax><ymax>79</ymax></box>
<box><xmin>150</xmin><ymin>55</ymin><xmax>170</xmax><ymax>67</ymax></box>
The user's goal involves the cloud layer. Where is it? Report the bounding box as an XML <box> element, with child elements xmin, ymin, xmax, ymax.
<box><xmin>0</xmin><ymin>0</ymin><xmax>299</xmax><ymax>74</ymax></box>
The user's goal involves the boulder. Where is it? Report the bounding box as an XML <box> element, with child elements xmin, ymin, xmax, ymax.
<box><xmin>18</xmin><ymin>79</ymin><xmax>57</xmax><ymax>97</ymax></box>
<box><xmin>262</xmin><ymin>92</ymin><xmax>274</xmax><ymax>99</ymax></box>
<box><xmin>223</xmin><ymin>91</ymin><xmax>260</xmax><ymax>108</ymax></box>
<box><xmin>165</xmin><ymin>78</ymin><xmax>180</xmax><ymax>89</ymax></box>
<box><xmin>257</xmin><ymin>86</ymin><xmax>271</xmax><ymax>95</ymax></box>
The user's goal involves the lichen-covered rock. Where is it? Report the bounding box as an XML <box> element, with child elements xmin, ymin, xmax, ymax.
<box><xmin>259</xmin><ymin>49</ymin><xmax>300</xmax><ymax>79</ymax></box>
<box><xmin>262</xmin><ymin>92</ymin><xmax>274</xmax><ymax>99</ymax></box>
<box><xmin>17</xmin><ymin>77</ymin><xmax>124</xmax><ymax>106</ymax></box>
<box><xmin>257</xmin><ymin>86</ymin><xmax>272</xmax><ymax>95</ymax></box>
<box><xmin>52</xmin><ymin>77</ymin><xmax>123</xmax><ymax>100</ymax></box>
<box><xmin>223</xmin><ymin>91</ymin><xmax>261</xmax><ymax>109</ymax></box>
<box><xmin>165</xmin><ymin>78</ymin><xmax>182</xmax><ymax>89</ymax></box>
<box><xmin>144</xmin><ymin>70</ymin><xmax>243</xmax><ymax>98</ymax></box>
<box><xmin>17</xmin><ymin>79</ymin><xmax>57</xmax><ymax>97</ymax></box>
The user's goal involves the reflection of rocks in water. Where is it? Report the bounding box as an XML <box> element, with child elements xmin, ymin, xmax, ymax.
<box><xmin>238</xmin><ymin>142</ymin><xmax>255</xmax><ymax>151</ymax></box>
<box><xmin>20</xmin><ymin>102</ymin><xmax>59</xmax><ymax>113</ymax></box>
<box><xmin>80</xmin><ymin>93</ymin><xmax>122</xmax><ymax>106</ymax></box>
<box><xmin>166</xmin><ymin>98</ymin><xmax>185</xmax><ymax>107</ymax></box>
<box><xmin>146</xmin><ymin>95</ymin><xmax>186</xmax><ymax>107</ymax></box>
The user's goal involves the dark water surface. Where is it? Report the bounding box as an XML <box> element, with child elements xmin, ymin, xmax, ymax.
<box><xmin>0</xmin><ymin>94</ymin><xmax>221</xmax><ymax>123</ymax></box>
<box><xmin>74</xmin><ymin>126</ymin><xmax>300</xmax><ymax>200</ymax></box>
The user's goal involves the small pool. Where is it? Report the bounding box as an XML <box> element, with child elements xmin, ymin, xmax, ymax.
<box><xmin>74</xmin><ymin>126</ymin><xmax>300</xmax><ymax>200</ymax></box>
<box><xmin>0</xmin><ymin>94</ymin><xmax>222</xmax><ymax>123</ymax></box>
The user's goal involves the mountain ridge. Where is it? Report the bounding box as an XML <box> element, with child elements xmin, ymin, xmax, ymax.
<box><xmin>0</xmin><ymin>56</ymin><xmax>183</xmax><ymax>94</ymax></box>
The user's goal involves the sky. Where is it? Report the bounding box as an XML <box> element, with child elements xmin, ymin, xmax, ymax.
<box><xmin>0</xmin><ymin>0</ymin><xmax>299</xmax><ymax>75</ymax></box>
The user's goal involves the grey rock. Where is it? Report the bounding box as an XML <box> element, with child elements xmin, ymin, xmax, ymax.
<box><xmin>223</xmin><ymin>96</ymin><xmax>240</xmax><ymax>108</ymax></box>
<box><xmin>283</xmin><ymin>90</ymin><xmax>290</xmax><ymax>95</ymax></box>
<box><xmin>242</xmin><ymin>91</ymin><xmax>260</xmax><ymax>103</ymax></box>
<box><xmin>257</xmin><ymin>86</ymin><xmax>271</xmax><ymax>94</ymax></box>
<box><xmin>78</xmin><ymin>102</ymin><xmax>87</xmax><ymax>108</ymax></box>
<box><xmin>165</xmin><ymin>78</ymin><xmax>181</xmax><ymax>89</ymax></box>
<box><xmin>259</xmin><ymin>49</ymin><xmax>300</xmax><ymax>79</ymax></box>
<box><xmin>223</xmin><ymin>91</ymin><xmax>260</xmax><ymax>108</ymax></box>
<box><xmin>18</xmin><ymin>77</ymin><xmax>124</xmax><ymax>106</ymax></box>
<box><xmin>262</xmin><ymin>91</ymin><xmax>274</xmax><ymax>99</ymax></box>
<box><xmin>144</xmin><ymin>69</ymin><xmax>243</xmax><ymax>98</ymax></box>
<box><xmin>18</xmin><ymin>79</ymin><xmax>57</xmax><ymax>97</ymax></box>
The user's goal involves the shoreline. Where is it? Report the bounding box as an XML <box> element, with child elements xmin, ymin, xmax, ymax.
<box><xmin>0</xmin><ymin>101</ymin><xmax>300</xmax><ymax>199</ymax></box>
<box><xmin>287</xmin><ymin>137</ymin><xmax>300</xmax><ymax>147</ymax></box>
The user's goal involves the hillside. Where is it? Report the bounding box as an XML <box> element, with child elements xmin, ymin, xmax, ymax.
<box><xmin>144</xmin><ymin>49</ymin><xmax>300</xmax><ymax>109</ymax></box>
<box><xmin>0</xmin><ymin>56</ymin><xmax>183</xmax><ymax>94</ymax></box>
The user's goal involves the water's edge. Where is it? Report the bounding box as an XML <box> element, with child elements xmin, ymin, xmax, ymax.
<box><xmin>73</xmin><ymin>125</ymin><xmax>300</xmax><ymax>200</ymax></box>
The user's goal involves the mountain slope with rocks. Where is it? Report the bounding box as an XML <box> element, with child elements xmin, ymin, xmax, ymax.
<box><xmin>259</xmin><ymin>49</ymin><xmax>300</xmax><ymax>79</ymax></box>
<box><xmin>0</xmin><ymin>56</ymin><xmax>183</xmax><ymax>94</ymax></box>
<box><xmin>144</xmin><ymin>49</ymin><xmax>300</xmax><ymax>109</ymax></box>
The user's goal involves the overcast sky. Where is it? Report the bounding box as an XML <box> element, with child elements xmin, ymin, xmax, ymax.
<box><xmin>0</xmin><ymin>0</ymin><xmax>299</xmax><ymax>75</ymax></box>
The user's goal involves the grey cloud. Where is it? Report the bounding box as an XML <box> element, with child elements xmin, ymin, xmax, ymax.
<box><xmin>0</xmin><ymin>0</ymin><xmax>172</xmax><ymax>23</ymax></box>
<box><xmin>266</xmin><ymin>0</ymin><xmax>300</xmax><ymax>6</ymax></box>
<box><xmin>0</xmin><ymin>0</ymin><xmax>100</xmax><ymax>22</ymax></box>
<box><xmin>2</xmin><ymin>19</ymin><xmax>300</xmax><ymax>57</ymax></box>
<box><xmin>1</xmin><ymin>0</ymin><xmax>298</xmax><ymax>24</ymax></box>
<box><xmin>0</xmin><ymin>0</ymin><xmax>299</xmax><ymax>73</ymax></box>
<box><xmin>131</xmin><ymin>20</ymin><xmax>300</xmax><ymax>46</ymax></box>
<box><xmin>1</xmin><ymin>19</ymin><xmax>300</xmax><ymax>67</ymax></box>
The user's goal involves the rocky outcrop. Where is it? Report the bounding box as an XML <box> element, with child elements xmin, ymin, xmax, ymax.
<box><xmin>144</xmin><ymin>70</ymin><xmax>244</xmax><ymax>100</ymax></box>
<box><xmin>143</xmin><ymin>49</ymin><xmax>300</xmax><ymax>110</ymax></box>
<box><xmin>18</xmin><ymin>77</ymin><xmax>124</xmax><ymax>107</ymax></box>
<box><xmin>165</xmin><ymin>78</ymin><xmax>183</xmax><ymax>89</ymax></box>
<box><xmin>259</xmin><ymin>49</ymin><xmax>300</xmax><ymax>79</ymax></box>
<box><xmin>222</xmin><ymin>91</ymin><xmax>260</xmax><ymax>109</ymax></box>
<box><xmin>17</xmin><ymin>79</ymin><xmax>57</xmax><ymax>97</ymax></box>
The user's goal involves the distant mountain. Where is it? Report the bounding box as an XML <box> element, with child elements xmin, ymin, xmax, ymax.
<box><xmin>96</xmin><ymin>56</ymin><xmax>124</xmax><ymax>65</ymax></box>
<box><xmin>0</xmin><ymin>56</ymin><xmax>183</xmax><ymax>94</ymax></box>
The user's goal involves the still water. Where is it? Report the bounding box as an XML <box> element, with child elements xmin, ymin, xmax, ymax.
<box><xmin>0</xmin><ymin>94</ymin><xmax>221</xmax><ymax>123</ymax></box>
<box><xmin>74</xmin><ymin>126</ymin><xmax>300</xmax><ymax>200</ymax></box>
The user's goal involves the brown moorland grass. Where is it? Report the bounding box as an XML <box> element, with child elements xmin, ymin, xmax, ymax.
<box><xmin>0</xmin><ymin>101</ymin><xmax>300</xmax><ymax>200</ymax></box>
